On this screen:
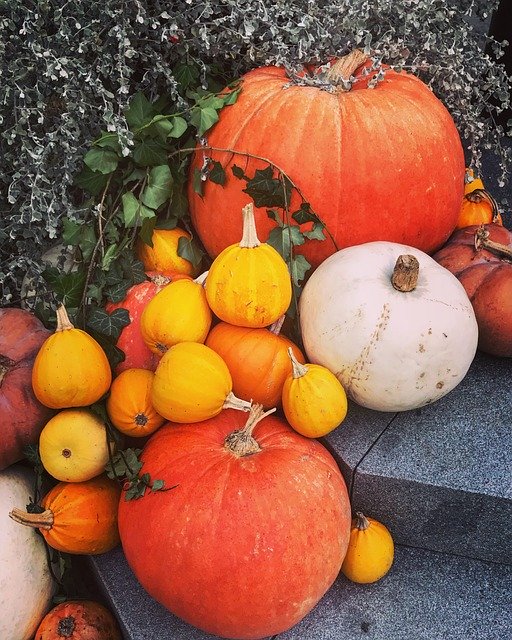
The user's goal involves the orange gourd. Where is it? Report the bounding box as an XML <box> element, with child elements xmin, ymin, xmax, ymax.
<box><xmin>205</xmin><ymin>203</ymin><xmax>292</xmax><ymax>328</ymax></box>
<box><xmin>205</xmin><ymin>318</ymin><xmax>305</xmax><ymax>408</ymax></box>
<box><xmin>464</xmin><ymin>167</ymin><xmax>485</xmax><ymax>194</ymax></box>
<box><xmin>9</xmin><ymin>475</ymin><xmax>121</xmax><ymax>555</ymax></box>
<box><xmin>456</xmin><ymin>188</ymin><xmax>503</xmax><ymax>229</ymax></box>
<box><xmin>106</xmin><ymin>368</ymin><xmax>165</xmax><ymax>437</ymax></box>
<box><xmin>32</xmin><ymin>305</ymin><xmax>111</xmax><ymax>408</ymax></box>
<box><xmin>34</xmin><ymin>600</ymin><xmax>122</xmax><ymax>640</ymax></box>
<box><xmin>137</xmin><ymin>227</ymin><xmax>198</xmax><ymax>276</ymax></box>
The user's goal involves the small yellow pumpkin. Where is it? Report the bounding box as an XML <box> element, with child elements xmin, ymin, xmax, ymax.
<box><xmin>32</xmin><ymin>305</ymin><xmax>112</xmax><ymax>408</ymax></box>
<box><xmin>140</xmin><ymin>276</ymin><xmax>212</xmax><ymax>355</ymax></box>
<box><xmin>151</xmin><ymin>342</ymin><xmax>251</xmax><ymax>423</ymax></box>
<box><xmin>341</xmin><ymin>512</ymin><xmax>394</xmax><ymax>584</ymax></box>
<box><xmin>106</xmin><ymin>368</ymin><xmax>165</xmax><ymax>437</ymax></box>
<box><xmin>282</xmin><ymin>348</ymin><xmax>348</xmax><ymax>438</ymax></box>
<box><xmin>205</xmin><ymin>203</ymin><xmax>292</xmax><ymax>328</ymax></box>
<box><xmin>137</xmin><ymin>227</ymin><xmax>198</xmax><ymax>276</ymax></box>
<box><xmin>463</xmin><ymin>167</ymin><xmax>484</xmax><ymax>194</ymax></box>
<box><xmin>39</xmin><ymin>409</ymin><xmax>115</xmax><ymax>482</ymax></box>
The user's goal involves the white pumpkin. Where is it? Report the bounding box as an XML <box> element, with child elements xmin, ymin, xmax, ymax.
<box><xmin>0</xmin><ymin>465</ymin><xmax>55</xmax><ymax>639</ymax></box>
<box><xmin>299</xmin><ymin>241</ymin><xmax>478</xmax><ymax>411</ymax></box>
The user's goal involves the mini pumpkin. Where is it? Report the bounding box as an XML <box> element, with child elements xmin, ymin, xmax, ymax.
<box><xmin>463</xmin><ymin>167</ymin><xmax>485</xmax><ymax>194</ymax></box>
<box><xmin>456</xmin><ymin>188</ymin><xmax>503</xmax><ymax>229</ymax></box>
<box><xmin>136</xmin><ymin>227</ymin><xmax>198</xmax><ymax>276</ymax></box>
<box><xmin>34</xmin><ymin>600</ymin><xmax>122</xmax><ymax>640</ymax></box>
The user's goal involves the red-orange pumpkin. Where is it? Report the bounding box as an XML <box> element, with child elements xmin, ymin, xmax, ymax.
<box><xmin>34</xmin><ymin>600</ymin><xmax>122</xmax><ymax>640</ymax></box>
<box><xmin>188</xmin><ymin>51</ymin><xmax>464</xmax><ymax>268</ymax></box>
<box><xmin>118</xmin><ymin>406</ymin><xmax>351</xmax><ymax>640</ymax></box>
<box><xmin>0</xmin><ymin>308</ymin><xmax>54</xmax><ymax>470</ymax></box>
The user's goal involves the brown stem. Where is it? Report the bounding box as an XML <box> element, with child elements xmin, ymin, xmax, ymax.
<box><xmin>354</xmin><ymin>512</ymin><xmax>370</xmax><ymax>531</ymax></box>
<box><xmin>239</xmin><ymin>203</ymin><xmax>261</xmax><ymax>248</ymax></box>
<box><xmin>222</xmin><ymin>391</ymin><xmax>252</xmax><ymax>412</ymax></box>
<box><xmin>269</xmin><ymin>315</ymin><xmax>285</xmax><ymax>335</ymax></box>
<box><xmin>150</xmin><ymin>273</ymin><xmax>172</xmax><ymax>287</ymax></box>
<box><xmin>287</xmin><ymin>346</ymin><xmax>308</xmax><ymax>378</ymax></box>
<box><xmin>224</xmin><ymin>404</ymin><xmax>277</xmax><ymax>457</ymax></box>
<box><xmin>391</xmin><ymin>255</ymin><xmax>419</xmax><ymax>292</ymax></box>
<box><xmin>55</xmin><ymin>305</ymin><xmax>74</xmax><ymax>331</ymax></box>
<box><xmin>474</xmin><ymin>227</ymin><xmax>512</xmax><ymax>260</ymax></box>
<box><xmin>0</xmin><ymin>355</ymin><xmax>14</xmax><ymax>387</ymax></box>
<box><xmin>9</xmin><ymin>507</ymin><xmax>54</xmax><ymax>530</ymax></box>
<box><xmin>326</xmin><ymin>49</ymin><xmax>368</xmax><ymax>90</ymax></box>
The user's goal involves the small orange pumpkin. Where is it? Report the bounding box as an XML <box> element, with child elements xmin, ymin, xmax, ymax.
<box><xmin>137</xmin><ymin>227</ymin><xmax>198</xmax><ymax>276</ymax></box>
<box><xmin>463</xmin><ymin>167</ymin><xmax>484</xmax><ymax>194</ymax></box>
<box><xmin>106</xmin><ymin>368</ymin><xmax>165</xmax><ymax>437</ymax></box>
<box><xmin>34</xmin><ymin>600</ymin><xmax>122</xmax><ymax>640</ymax></box>
<box><xmin>456</xmin><ymin>188</ymin><xmax>503</xmax><ymax>229</ymax></box>
<box><xmin>9</xmin><ymin>475</ymin><xmax>121</xmax><ymax>555</ymax></box>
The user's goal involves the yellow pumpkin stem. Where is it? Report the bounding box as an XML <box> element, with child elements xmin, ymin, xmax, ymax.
<box><xmin>354</xmin><ymin>512</ymin><xmax>370</xmax><ymax>531</ymax></box>
<box><xmin>9</xmin><ymin>507</ymin><xmax>54</xmax><ymax>531</ymax></box>
<box><xmin>391</xmin><ymin>254</ymin><xmax>419</xmax><ymax>292</ymax></box>
<box><xmin>326</xmin><ymin>49</ymin><xmax>368</xmax><ymax>90</ymax></box>
<box><xmin>55</xmin><ymin>304</ymin><xmax>74</xmax><ymax>332</ymax></box>
<box><xmin>287</xmin><ymin>346</ymin><xmax>308</xmax><ymax>378</ymax></box>
<box><xmin>474</xmin><ymin>226</ymin><xmax>512</xmax><ymax>260</ymax></box>
<box><xmin>239</xmin><ymin>203</ymin><xmax>261</xmax><ymax>248</ymax></box>
<box><xmin>222</xmin><ymin>391</ymin><xmax>252</xmax><ymax>412</ymax></box>
<box><xmin>224</xmin><ymin>403</ymin><xmax>277</xmax><ymax>457</ymax></box>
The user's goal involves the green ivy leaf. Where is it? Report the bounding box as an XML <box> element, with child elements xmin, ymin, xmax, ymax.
<box><xmin>169</xmin><ymin>116</ymin><xmax>188</xmax><ymax>139</ymax></box>
<box><xmin>173</xmin><ymin>62</ymin><xmax>200</xmax><ymax>90</ymax></box>
<box><xmin>74</xmin><ymin>165</ymin><xmax>110</xmax><ymax>195</ymax></box>
<box><xmin>86</xmin><ymin>307</ymin><xmax>130</xmax><ymax>341</ymax></box>
<box><xmin>243</xmin><ymin>166</ymin><xmax>292</xmax><ymax>209</ymax></box>
<box><xmin>177</xmin><ymin>235</ymin><xmax>204</xmax><ymax>269</ymax></box>
<box><xmin>94</xmin><ymin>131</ymin><xmax>122</xmax><ymax>154</ymax></box>
<box><xmin>267</xmin><ymin>225</ymin><xmax>305</xmax><ymax>259</ymax></box>
<box><xmin>190</xmin><ymin>106</ymin><xmax>219</xmax><ymax>136</ymax></box>
<box><xmin>84</xmin><ymin>147</ymin><xmax>119</xmax><ymax>175</ymax></box>
<box><xmin>192</xmin><ymin>167</ymin><xmax>204</xmax><ymax>197</ymax></box>
<box><xmin>151</xmin><ymin>479</ymin><xmax>165</xmax><ymax>492</ymax></box>
<box><xmin>289</xmin><ymin>254</ymin><xmax>311</xmax><ymax>286</ymax></box>
<box><xmin>62</xmin><ymin>220</ymin><xmax>96</xmax><ymax>261</ymax></box>
<box><xmin>303</xmin><ymin>222</ymin><xmax>326</xmax><ymax>241</ymax></box>
<box><xmin>125</xmin><ymin>93</ymin><xmax>154</xmax><ymax>130</ymax></box>
<box><xmin>223</xmin><ymin>87</ymin><xmax>242</xmax><ymax>106</ymax></box>
<box><xmin>133</xmin><ymin>138</ymin><xmax>169</xmax><ymax>166</ymax></box>
<box><xmin>141</xmin><ymin>165</ymin><xmax>173</xmax><ymax>209</ymax></box>
<box><xmin>123</xmin><ymin>167</ymin><xmax>147</xmax><ymax>185</ymax></box>
<box><xmin>292</xmin><ymin>203</ymin><xmax>317</xmax><ymax>226</ymax></box>
<box><xmin>43</xmin><ymin>268</ymin><xmax>87</xmax><ymax>307</ymax></box>
<box><xmin>101</xmin><ymin>244</ymin><xmax>118</xmax><ymax>271</ymax></box>
<box><xmin>122</xmin><ymin>192</ymin><xmax>156</xmax><ymax>228</ymax></box>
<box><xmin>232</xmin><ymin>165</ymin><xmax>246</xmax><ymax>180</ymax></box>
<box><xmin>209</xmin><ymin>161</ymin><xmax>226</xmax><ymax>185</ymax></box>
<box><xmin>139</xmin><ymin>215</ymin><xmax>158</xmax><ymax>247</ymax></box>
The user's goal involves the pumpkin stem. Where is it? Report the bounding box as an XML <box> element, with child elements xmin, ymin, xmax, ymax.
<box><xmin>9</xmin><ymin>507</ymin><xmax>54</xmax><ymax>530</ymax></box>
<box><xmin>269</xmin><ymin>315</ymin><xmax>285</xmax><ymax>335</ymax></box>
<box><xmin>223</xmin><ymin>391</ymin><xmax>252</xmax><ymax>412</ymax></box>
<box><xmin>55</xmin><ymin>305</ymin><xmax>74</xmax><ymax>331</ymax></box>
<box><xmin>239</xmin><ymin>203</ymin><xmax>261</xmax><ymax>248</ymax></box>
<box><xmin>467</xmin><ymin>189</ymin><xmax>501</xmax><ymax>224</ymax></box>
<box><xmin>194</xmin><ymin>270</ymin><xmax>209</xmax><ymax>286</ymax></box>
<box><xmin>224</xmin><ymin>403</ymin><xmax>277</xmax><ymax>457</ymax></box>
<box><xmin>354</xmin><ymin>512</ymin><xmax>370</xmax><ymax>531</ymax></box>
<box><xmin>391</xmin><ymin>255</ymin><xmax>419</xmax><ymax>292</ymax></box>
<box><xmin>474</xmin><ymin>226</ymin><xmax>512</xmax><ymax>261</ymax></box>
<box><xmin>326</xmin><ymin>49</ymin><xmax>368</xmax><ymax>90</ymax></box>
<box><xmin>150</xmin><ymin>273</ymin><xmax>172</xmax><ymax>287</ymax></box>
<box><xmin>287</xmin><ymin>346</ymin><xmax>308</xmax><ymax>378</ymax></box>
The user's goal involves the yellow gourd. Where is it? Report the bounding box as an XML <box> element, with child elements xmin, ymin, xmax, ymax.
<box><xmin>281</xmin><ymin>347</ymin><xmax>348</xmax><ymax>438</ymax></box>
<box><xmin>32</xmin><ymin>305</ymin><xmax>112</xmax><ymax>409</ymax></box>
<box><xmin>341</xmin><ymin>512</ymin><xmax>394</xmax><ymax>584</ymax></box>
<box><xmin>140</xmin><ymin>276</ymin><xmax>212</xmax><ymax>354</ymax></box>
<box><xmin>39</xmin><ymin>409</ymin><xmax>115</xmax><ymax>482</ymax></box>
<box><xmin>151</xmin><ymin>342</ymin><xmax>251</xmax><ymax>423</ymax></box>
<box><xmin>463</xmin><ymin>167</ymin><xmax>484</xmax><ymax>194</ymax></box>
<box><xmin>205</xmin><ymin>203</ymin><xmax>292</xmax><ymax>328</ymax></box>
<box><xmin>137</xmin><ymin>227</ymin><xmax>198</xmax><ymax>276</ymax></box>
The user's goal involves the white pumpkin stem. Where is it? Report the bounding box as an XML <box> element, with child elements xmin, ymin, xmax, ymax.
<box><xmin>474</xmin><ymin>226</ymin><xmax>512</xmax><ymax>260</ymax></box>
<box><xmin>224</xmin><ymin>403</ymin><xmax>277</xmax><ymax>457</ymax></box>
<box><xmin>326</xmin><ymin>49</ymin><xmax>368</xmax><ymax>90</ymax></box>
<box><xmin>9</xmin><ymin>507</ymin><xmax>54</xmax><ymax>530</ymax></box>
<box><xmin>269</xmin><ymin>315</ymin><xmax>285</xmax><ymax>335</ymax></box>
<box><xmin>287</xmin><ymin>346</ymin><xmax>308</xmax><ymax>378</ymax></box>
<box><xmin>391</xmin><ymin>255</ymin><xmax>420</xmax><ymax>292</ymax></box>
<box><xmin>194</xmin><ymin>270</ymin><xmax>209</xmax><ymax>286</ymax></box>
<box><xmin>55</xmin><ymin>304</ymin><xmax>74</xmax><ymax>331</ymax></box>
<box><xmin>354</xmin><ymin>512</ymin><xmax>370</xmax><ymax>531</ymax></box>
<box><xmin>239</xmin><ymin>203</ymin><xmax>261</xmax><ymax>248</ymax></box>
<box><xmin>223</xmin><ymin>391</ymin><xmax>252</xmax><ymax>412</ymax></box>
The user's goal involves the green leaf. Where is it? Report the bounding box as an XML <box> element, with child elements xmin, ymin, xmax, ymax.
<box><xmin>94</xmin><ymin>131</ymin><xmax>122</xmax><ymax>154</ymax></box>
<box><xmin>177</xmin><ymin>235</ymin><xmax>204</xmax><ymax>269</ymax></box>
<box><xmin>122</xmin><ymin>192</ymin><xmax>156</xmax><ymax>228</ymax></box>
<box><xmin>267</xmin><ymin>209</ymin><xmax>283</xmax><ymax>226</ymax></box>
<box><xmin>61</xmin><ymin>219</ymin><xmax>82</xmax><ymax>245</ymax></box>
<box><xmin>267</xmin><ymin>226</ymin><xmax>290</xmax><ymax>258</ymax></box>
<box><xmin>292</xmin><ymin>203</ymin><xmax>318</xmax><ymax>225</ymax></box>
<box><xmin>155</xmin><ymin>217</ymin><xmax>178</xmax><ymax>230</ymax></box>
<box><xmin>223</xmin><ymin>87</ymin><xmax>241</xmax><ymax>106</ymax></box>
<box><xmin>147</xmin><ymin>115</ymin><xmax>174</xmax><ymax>141</ymax></box>
<box><xmin>173</xmin><ymin>62</ymin><xmax>200</xmax><ymax>90</ymax></box>
<box><xmin>43</xmin><ymin>268</ymin><xmax>86</xmax><ymax>307</ymax></box>
<box><xmin>86</xmin><ymin>307</ymin><xmax>130</xmax><ymax>341</ymax></box>
<box><xmin>169</xmin><ymin>116</ymin><xmax>188</xmax><ymax>138</ymax></box>
<box><xmin>192</xmin><ymin>168</ymin><xmax>204</xmax><ymax>197</ymax></box>
<box><xmin>62</xmin><ymin>221</ymin><xmax>96</xmax><ymax>261</ymax></box>
<box><xmin>289</xmin><ymin>254</ymin><xmax>311</xmax><ymax>286</ymax></box>
<box><xmin>151</xmin><ymin>479</ymin><xmax>165</xmax><ymax>492</ymax></box>
<box><xmin>141</xmin><ymin>165</ymin><xmax>173</xmax><ymax>209</ymax></box>
<box><xmin>209</xmin><ymin>161</ymin><xmax>226</xmax><ymax>185</ymax></box>
<box><xmin>139</xmin><ymin>215</ymin><xmax>158</xmax><ymax>247</ymax></box>
<box><xmin>243</xmin><ymin>166</ymin><xmax>292</xmax><ymax>209</ymax></box>
<box><xmin>200</xmin><ymin>95</ymin><xmax>225</xmax><ymax>110</ymax></box>
<box><xmin>101</xmin><ymin>244</ymin><xmax>118</xmax><ymax>271</ymax></box>
<box><xmin>123</xmin><ymin>167</ymin><xmax>146</xmax><ymax>185</ymax></box>
<box><xmin>105</xmin><ymin>448</ymin><xmax>143</xmax><ymax>481</ymax></box>
<box><xmin>74</xmin><ymin>165</ymin><xmax>109</xmax><ymax>195</ymax></box>
<box><xmin>125</xmin><ymin>93</ymin><xmax>154</xmax><ymax>130</ymax></box>
<box><xmin>303</xmin><ymin>222</ymin><xmax>326</xmax><ymax>241</ymax></box>
<box><xmin>84</xmin><ymin>147</ymin><xmax>119</xmax><ymax>175</ymax></box>
<box><xmin>232</xmin><ymin>165</ymin><xmax>246</xmax><ymax>180</ymax></box>
<box><xmin>190</xmin><ymin>106</ymin><xmax>219</xmax><ymax>136</ymax></box>
<box><xmin>133</xmin><ymin>138</ymin><xmax>169</xmax><ymax>166</ymax></box>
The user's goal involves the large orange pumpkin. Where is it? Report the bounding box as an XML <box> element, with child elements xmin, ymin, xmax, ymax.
<box><xmin>189</xmin><ymin>51</ymin><xmax>465</xmax><ymax>268</ymax></box>
<box><xmin>118</xmin><ymin>405</ymin><xmax>351</xmax><ymax>640</ymax></box>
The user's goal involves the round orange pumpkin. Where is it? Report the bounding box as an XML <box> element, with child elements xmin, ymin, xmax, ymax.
<box><xmin>9</xmin><ymin>474</ymin><xmax>121</xmax><ymax>554</ymax></box>
<box><xmin>118</xmin><ymin>405</ymin><xmax>351</xmax><ymax>639</ymax></box>
<box><xmin>34</xmin><ymin>600</ymin><xmax>122</xmax><ymax>640</ymax></box>
<box><xmin>189</xmin><ymin>52</ymin><xmax>465</xmax><ymax>268</ymax></box>
<box><xmin>136</xmin><ymin>227</ymin><xmax>198</xmax><ymax>276</ymax></box>
<box><xmin>456</xmin><ymin>189</ymin><xmax>503</xmax><ymax>229</ymax></box>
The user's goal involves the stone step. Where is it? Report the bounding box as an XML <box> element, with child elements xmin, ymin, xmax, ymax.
<box><xmin>324</xmin><ymin>352</ymin><xmax>512</xmax><ymax>564</ymax></box>
<box><xmin>87</xmin><ymin>544</ymin><xmax>511</xmax><ymax>640</ymax></box>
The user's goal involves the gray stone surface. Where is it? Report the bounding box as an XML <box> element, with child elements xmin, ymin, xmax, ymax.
<box><xmin>351</xmin><ymin>353</ymin><xmax>512</xmax><ymax>563</ymax></box>
<box><xmin>88</xmin><ymin>545</ymin><xmax>511</xmax><ymax>640</ymax></box>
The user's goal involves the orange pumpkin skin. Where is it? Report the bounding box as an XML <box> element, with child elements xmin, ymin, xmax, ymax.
<box><xmin>118</xmin><ymin>409</ymin><xmax>351</xmax><ymax>640</ymax></box>
<box><xmin>205</xmin><ymin>322</ymin><xmax>305</xmax><ymax>407</ymax></box>
<box><xmin>433</xmin><ymin>224</ymin><xmax>512</xmax><ymax>357</ymax></box>
<box><xmin>189</xmin><ymin>62</ymin><xmax>464</xmax><ymax>268</ymax></box>
<box><xmin>456</xmin><ymin>190</ymin><xmax>503</xmax><ymax>229</ymax></box>
<box><xmin>34</xmin><ymin>600</ymin><xmax>122</xmax><ymax>640</ymax></box>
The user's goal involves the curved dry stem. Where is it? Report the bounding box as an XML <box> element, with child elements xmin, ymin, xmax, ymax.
<box><xmin>9</xmin><ymin>507</ymin><xmax>54</xmax><ymax>530</ymax></box>
<box><xmin>224</xmin><ymin>404</ymin><xmax>277</xmax><ymax>457</ymax></box>
<box><xmin>55</xmin><ymin>304</ymin><xmax>74</xmax><ymax>331</ymax></box>
<box><xmin>287</xmin><ymin>346</ymin><xmax>308</xmax><ymax>378</ymax></box>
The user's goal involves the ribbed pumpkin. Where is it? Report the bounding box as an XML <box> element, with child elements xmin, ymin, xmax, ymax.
<box><xmin>137</xmin><ymin>227</ymin><xmax>198</xmax><ymax>276</ymax></box>
<box><xmin>205</xmin><ymin>318</ymin><xmax>305</xmax><ymax>407</ymax></box>
<box><xmin>32</xmin><ymin>306</ymin><xmax>111</xmax><ymax>408</ymax></box>
<box><xmin>140</xmin><ymin>276</ymin><xmax>212</xmax><ymax>354</ymax></box>
<box><xmin>34</xmin><ymin>600</ymin><xmax>122</xmax><ymax>640</ymax></box>
<box><xmin>205</xmin><ymin>203</ymin><xmax>292</xmax><ymax>327</ymax></box>
<box><xmin>151</xmin><ymin>342</ymin><xmax>251</xmax><ymax>423</ymax></box>
<box><xmin>282</xmin><ymin>348</ymin><xmax>348</xmax><ymax>438</ymax></box>
<box><xmin>189</xmin><ymin>51</ymin><xmax>465</xmax><ymax>268</ymax></box>
<box><xmin>118</xmin><ymin>405</ymin><xmax>352</xmax><ymax>639</ymax></box>
<box><xmin>106</xmin><ymin>368</ymin><xmax>165</xmax><ymax>437</ymax></box>
<box><xmin>9</xmin><ymin>475</ymin><xmax>121</xmax><ymax>555</ymax></box>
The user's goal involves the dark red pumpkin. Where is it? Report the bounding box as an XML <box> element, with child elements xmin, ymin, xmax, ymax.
<box><xmin>118</xmin><ymin>406</ymin><xmax>351</xmax><ymax>639</ymax></box>
<box><xmin>188</xmin><ymin>51</ymin><xmax>464</xmax><ymax>268</ymax></box>
<box><xmin>34</xmin><ymin>600</ymin><xmax>122</xmax><ymax>640</ymax></box>
<box><xmin>0</xmin><ymin>308</ymin><xmax>54</xmax><ymax>470</ymax></box>
<box><xmin>433</xmin><ymin>224</ymin><xmax>512</xmax><ymax>357</ymax></box>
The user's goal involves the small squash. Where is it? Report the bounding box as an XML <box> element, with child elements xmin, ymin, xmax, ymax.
<box><xmin>463</xmin><ymin>167</ymin><xmax>484</xmax><ymax>194</ymax></box>
<box><xmin>205</xmin><ymin>317</ymin><xmax>305</xmax><ymax>408</ymax></box>
<box><xmin>205</xmin><ymin>203</ymin><xmax>292</xmax><ymax>328</ymax></box>
<box><xmin>140</xmin><ymin>276</ymin><xmax>212</xmax><ymax>355</ymax></box>
<box><xmin>136</xmin><ymin>227</ymin><xmax>198</xmax><ymax>276</ymax></box>
<box><xmin>39</xmin><ymin>409</ymin><xmax>114</xmax><ymax>482</ymax></box>
<box><xmin>106</xmin><ymin>368</ymin><xmax>165</xmax><ymax>437</ymax></box>
<box><xmin>456</xmin><ymin>188</ymin><xmax>503</xmax><ymax>230</ymax></box>
<box><xmin>9</xmin><ymin>475</ymin><xmax>121</xmax><ymax>555</ymax></box>
<box><xmin>151</xmin><ymin>341</ymin><xmax>251</xmax><ymax>423</ymax></box>
<box><xmin>341</xmin><ymin>512</ymin><xmax>394</xmax><ymax>584</ymax></box>
<box><xmin>282</xmin><ymin>347</ymin><xmax>348</xmax><ymax>438</ymax></box>
<box><xmin>34</xmin><ymin>600</ymin><xmax>122</xmax><ymax>640</ymax></box>
<box><xmin>32</xmin><ymin>305</ymin><xmax>112</xmax><ymax>409</ymax></box>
